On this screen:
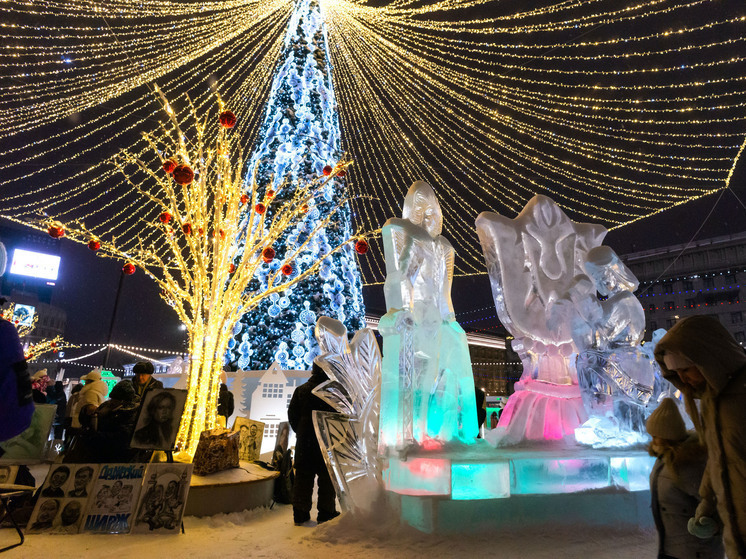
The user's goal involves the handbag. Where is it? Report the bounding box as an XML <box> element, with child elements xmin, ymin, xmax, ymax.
<box><xmin>192</xmin><ymin>428</ymin><xmax>240</xmax><ymax>476</ymax></box>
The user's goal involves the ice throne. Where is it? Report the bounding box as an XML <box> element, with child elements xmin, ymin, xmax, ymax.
<box><xmin>476</xmin><ymin>195</ymin><xmax>606</xmax><ymax>444</ymax></box>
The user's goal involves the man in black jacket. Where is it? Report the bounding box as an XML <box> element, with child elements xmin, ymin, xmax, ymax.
<box><xmin>287</xmin><ymin>362</ymin><xmax>339</xmax><ymax>526</ymax></box>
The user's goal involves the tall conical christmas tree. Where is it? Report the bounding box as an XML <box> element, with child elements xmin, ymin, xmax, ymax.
<box><xmin>227</xmin><ymin>0</ymin><xmax>366</xmax><ymax>371</ymax></box>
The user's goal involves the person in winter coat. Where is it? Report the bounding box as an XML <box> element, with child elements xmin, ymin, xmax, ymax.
<box><xmin>72</xmin><ymin>369</ymin><xmax>109</xmax><ymax>429</ymax></box>
<box><xmin>65</xmin><ymin>380</ymin><xmax>141</xmax><ymax>463</ymax></box>
<box><xmin>130</xmin><ymin>361</ymin><xmax>163</xmax><ymax>399</ymax></box>
<box><xmin>0</xmin><ymin>314</ymin><xmax>33</xmax><ymax>443</ymax></box>
<box><xmin>647</xmin><ymin>397</ymin><xmax>725</xmax><ymax>559</ymax></box>
<box><xmin>287</xmin><ymin>361</ymin><xmax>339</xmax><ymax>526</ymax></box>
<box><xmin>64</xmin><ymin>383</ymin><xmax>84</xmax><ymax>445</ymax></box>
<box><xmin>31</xmin><ymin>368</ymin><xmax>51</xmax><ymax>404</ymax></box>
<box><xmin>217</xmin><ymin>383</ymin><xmax>234</xmax><ymax>420</ymax></box>
<box><xmin>655</xmin><ymin>315</ymin><xmax>746</xmax><ymax>559</ymax></box>
<box><xmin>47</xmin><ymin>380</ymin><xmax>67</xmax><ymax>439</ymax></box>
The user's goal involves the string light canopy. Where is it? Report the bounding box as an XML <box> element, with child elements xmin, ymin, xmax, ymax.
<box><xmin>1</xmin><ymin>0</ymin><xmax>745</xmax><ymax>284</ymax></box>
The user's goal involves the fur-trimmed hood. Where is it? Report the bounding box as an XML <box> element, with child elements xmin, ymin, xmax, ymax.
<box><xmin>654</xmin><ymin>315</ymin><xmax>746</xmax><ymax>396</ymax></box>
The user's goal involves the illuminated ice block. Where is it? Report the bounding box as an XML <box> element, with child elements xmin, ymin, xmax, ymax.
<box><xmin>563</xmin><ymin>246</ymin><xmax>663</xmax><ymax>447</ymax></box>
<box><xmin>451</xmin><ymin>462</ymin><xmax>511</xmax><ymax>500</ymax></box>
<box><xmin>379</xmin><ymin>181</ymin><xmax>478</xmax><ymax>451</ymax></box>
<box><xmin>476</xmin><ymin>195</ymin><xmax>606</xmax><ymax>444</ymax></box>
<box><xmin>311</xmin><ymin>317</ymin><xmax>383</xmax><ymax>514</ymax></box>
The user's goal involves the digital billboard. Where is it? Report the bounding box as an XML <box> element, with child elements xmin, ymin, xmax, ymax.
<box><xmin>9</xmin><ymin>248</ymin><xmax>61</xmax><ymax>281</ymax></box>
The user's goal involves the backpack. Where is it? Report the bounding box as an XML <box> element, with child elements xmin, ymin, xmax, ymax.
<box><xmin>273</xmin><ymin>448</ymin><xmax>295</xmax><ymax>504</ymax></box>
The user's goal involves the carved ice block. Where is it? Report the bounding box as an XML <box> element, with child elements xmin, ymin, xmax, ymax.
<box><xmin>476</xmin><ymin>195</ymin><xmax>606</xmax><ymax>444</ymax></box>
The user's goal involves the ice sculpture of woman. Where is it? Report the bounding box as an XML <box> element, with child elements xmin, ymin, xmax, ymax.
<box><xmin>476</xmin><ymin>195</ymin><xmax>606</xmax><ymax>444</ymax></box>
<box><xmin>378</xmin><ymin>181</ymin><xmax>478</xmax><ymax>451</ymax></box>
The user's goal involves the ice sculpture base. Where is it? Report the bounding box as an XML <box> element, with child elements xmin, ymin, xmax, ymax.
<box><xmin>494</xmin><ymin>380</ymin><xmax>587</xmax><ymax>444</ymax></box>
<box><xmin>382</xmin><ymin>440</ymin><xmax>654</xmax><ymax>533</ymax></box>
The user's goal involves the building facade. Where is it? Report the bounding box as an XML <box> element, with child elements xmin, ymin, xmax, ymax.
<box><xmin>620</xmin><ymin>231</ymin><xmax>746</xmax><ymax>345</ymax></box>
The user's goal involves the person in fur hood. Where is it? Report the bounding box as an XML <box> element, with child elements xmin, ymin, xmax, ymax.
<box><xmin>647</xmin><ymin>397</ymin><xmax>724</xmax><ymax>559</ymax></box>
<box><xmin>655</xmin><ymin>315</ymin><xmax>746</xmax><ymax>559</ymax></box>
<box><xmin>71</xmin><ymin>369</ymin><xmax>109</xmax><ymax>429</ymax></box>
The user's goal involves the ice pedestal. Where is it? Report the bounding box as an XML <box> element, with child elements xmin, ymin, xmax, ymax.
<box><xmin>382</xmin><ymin>441</ymin><xmax>655</xmax><ymax>532</ymax></box>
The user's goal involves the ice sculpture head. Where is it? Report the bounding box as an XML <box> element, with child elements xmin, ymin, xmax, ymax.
<box><xmin>584</xmin><ymin>246</ymin><xmax>638</xmax><ymax>297</ymax></box>
<box><xmin>402</xmin><ymin>180</ymin><xmax>442</xmax><ymax>237</ymax></box>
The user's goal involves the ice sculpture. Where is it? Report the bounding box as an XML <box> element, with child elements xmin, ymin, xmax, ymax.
<box><xmin>311</xmin><ymin>316</ymin><xmax>383</xmax><ymax>513</ymax></box>
<box><xmin>563</xmin><ymin>246</ymin><xmax>657</xmax><ymax>447</ymax></box>
<box><xmin>475</xmin><ymin>195</ymin><xmax>606</xmax><ymax>444</ymax></box>
<box><xmin>378</xmin><ymin>181</ymin><xmax>479</xmax><ymax>451</ymax></box>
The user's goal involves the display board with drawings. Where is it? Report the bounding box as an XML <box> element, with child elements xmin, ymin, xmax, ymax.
<box><xmin>27</xmin><ymin>464</ymin><xmax>100</xmax><ymax>534</ymax></box>
<box><xmin>232</xmin><ymin>417</ymin><xmax>265</xmax><ymax>462</ymax></box>
<box><xmin>131</xmin><ymin>462</ymin><xmax>193</xmax><ymax>534</ymax></box>
<box><xmin>82</xmin><ymin>463</ymin><xmax>146</xmax><ymax>534</ymax></box>
<box><xmin>130</xmin><ymin>388</ymin><xmax>188</xmax><ymax>451</ymax></box>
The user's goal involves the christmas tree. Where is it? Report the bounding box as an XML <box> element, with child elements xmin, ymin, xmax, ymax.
<box><xmin>227</xmin><ymin>0</ymin><xmax>366</xmax><ymax>371</ymax></box>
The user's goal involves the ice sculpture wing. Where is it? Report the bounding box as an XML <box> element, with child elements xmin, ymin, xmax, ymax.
<box><xmin>311</xmin><ymin>318</ymin><xmax>382</xmax><ymax>514</ymax></box>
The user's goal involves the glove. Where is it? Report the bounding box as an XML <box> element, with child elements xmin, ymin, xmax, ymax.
<box><xmin>687</xmin><ymin>516</ymin><xmax>718</xmax><ymax>539</ymax></box>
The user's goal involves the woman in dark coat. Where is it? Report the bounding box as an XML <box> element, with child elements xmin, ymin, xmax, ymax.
<box><xmin>287</xmin><ymin>361</ymin><xmax>338</xmax><ymax>525</ymax></box>
<box><xmin>647</xmin><ymin>398</ymin><xmax>724</xmax><ymax>559</ymax></box>
<box><xmin>655</xmin><ymin>315</ymin><xmax>746</xmax><ymax>558</ymax></box>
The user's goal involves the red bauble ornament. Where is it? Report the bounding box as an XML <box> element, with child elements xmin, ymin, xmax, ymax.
<box><xmin>322</xmin><ymin>165</ymin><xmax>333</xmax><ymax>176</ymax></box>
<box><xmin>162</xmin><ymin>159</ymin><xmax>177</xmax><ymax>174</ymax></box>
<box><xmin>159</xmin><ymin>211</ymin><xmax>172</xmax><ymax>224</ymax></box>
<box><xmin>122</xmin><ymin>262</ymin><xmax>136</xmax><ymax>275</ymax></box>
<box><xmin>88</xmin><ymin>238</ymin><xmax>101</xmax><ymax>251</ymax></box>
<box><xmin>229</xmin><ymin>263</ymin><xmax>236</xmax><ymax>274</ymax></box>
<box><xmin>48</xmin><ymin>222</ymin><xmax>65</xmax><ymax>239</ymax></box>
<box><xmin>173</xmin><ymin>164</ymin><xmax>194</xmax><ymax>185</ymax></box>
<box><xmin>240</xmin><ymin>194</ymin><xmax>249</xmax><ymax>205</ymax></box>
<box><xmin>266</xmin><ymin>189</ymin><xmax>275</xmax><ymax>199</ymax></box>
<box><xmin>337</xmin><ymin>169</ymin><xmax>346</xmax><ymax>178</ymax></box>
<box><xmin>182</xmin><ymin>223</ymin><xmax>192</xmax><ymax>235</ymax></box>
<box><xmin>198</xmin><ymin>227</ymin><xmax>204</xmax><ymax>235</ymax></box>
<box><xmin>262</xmin><ymin>247</ymin><xmax>275</xmax><ymax>263</ymax></box>
<box><xmin>219</xmin><ymin>110</ymin><xmax>237</xmax><ymax>128</ymax></box>
<box><xmin>301</xmin><ymin>203</ymin><xmax>309</xmax><ymax>213</ymax></box>
<box><xmin>51</xmin><ymin>341</ymin><xmax>57</xmax><ymax>347</ymax></box>
<box><xmin>354</xmin><ymin>238</ymin><xmax>369</xmax><ymax>254</ymax></box>
<box><xmin>281</xmin><ymin>264</ymin><xmax>293</xmax><ymax>276</ymax></box>
<box><xmin>254</xmin><ymin>203</ymin><xmax>266</xmax><ymax>214</ymax></box>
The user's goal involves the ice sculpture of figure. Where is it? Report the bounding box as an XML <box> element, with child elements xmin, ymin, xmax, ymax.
<box><xmin>310</xmin><ymin>317</ymin><xmax>382</xmax><ymax>514</ymax></box>
<box><xmin>475</xmin><ymin>195</ymin><xmax>606</xmax><ymax>444</ymax></box>
<box><xmin>378</xmin><ymin>181</ymin><xmax>478</xmax><ymax>451</ymax></box>
<box><xmin>568</xmin><ymin>246</ymin><xmax>658</xmax><ymax>447</ymax></box>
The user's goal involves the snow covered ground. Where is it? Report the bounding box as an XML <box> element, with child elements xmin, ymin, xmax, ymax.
<box><xmin>3</xmin><ymin>499</ymin><xmax>658</xmax><ymax>558</ymax></box>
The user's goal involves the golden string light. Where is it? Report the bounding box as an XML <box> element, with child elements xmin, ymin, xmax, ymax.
<box><xmin>32</xmin><ymin>87</ymin><xmax>369</xmax><ymax>455</ymax></box>
<box><xmin>0</xmin><ymin>0</ymin><xmax>744</xmax><ymax>287</ymax></box>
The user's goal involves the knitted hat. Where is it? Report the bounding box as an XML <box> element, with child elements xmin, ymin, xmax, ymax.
<box><xmin>109</xmin><ymin>380</ymin><xmax>138</xmax><ymax>403</ymax></box>
<box><xmin>646</xmin><ymin>398</ymin><xmax>687</xmax><ymax>441</ymax></box>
